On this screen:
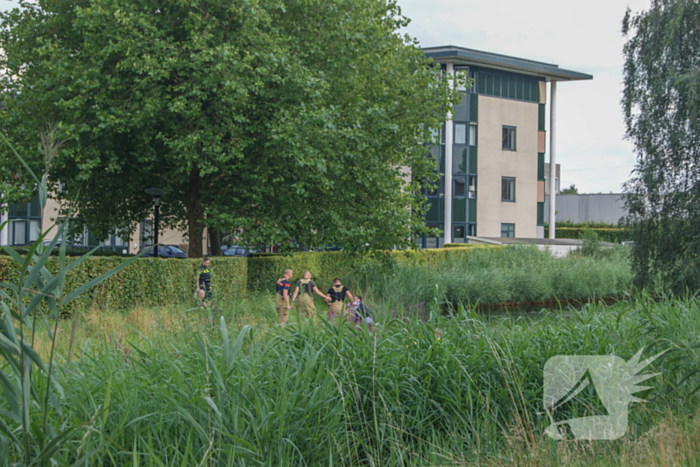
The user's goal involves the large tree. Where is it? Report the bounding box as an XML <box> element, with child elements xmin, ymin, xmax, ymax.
<box><xmin>622</xmin><ymin>0</ymin><xmax>700</xmax><ymax>291</ymax></box>
<box><xmin>0</xmin><ymin>0</ymin><xmax>456</xmax><ymax>257</ymax></box>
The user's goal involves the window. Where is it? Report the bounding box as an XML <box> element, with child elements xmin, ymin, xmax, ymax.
<box><xmin>501</xmin><ymin>223</ymin><xmax>515</xmax><ymax>238</ymax></box>
<box><xmin>426</xmin><ymin>178</ymin><xmax>442</xmax><ymax>197</ymax></box>
<box><xmin>454</xmin><ymin>124</ymin><xmax>467</xmax><ymax>145</ymax></box>
<box><xmin>501</xmin><ymin>177</ymin><xmax>515</xmax><ymax>202</ymax></box>
<box><xmin>469</xmin><ymin>124</ymin><xmax>477</xmax><ymax>146</ymax></box>
<box><xmin>454</xmin><ymin>176</ymin><xmax>466</xmax><ymax>198</ymax></box>
<box><xmin>140</xmin><ymin>220</ymin><xmax>154</xmax><ymax>247</ymax></box>
<box><xmin>453</xmin><ymin>225</ymin><xmax>465</xmax><ymax>243</ymax></box>
<box><xmin>429</xmin><ymin>126</ymin><xmax>440</xmax><ymax>144</ymax></box>
<box><xmin>8</xmin><ymin>195</ymin><xmax>41</xmax><ymax>246</ymax></box>
<box><xmin>468</xmin><ymin>223</ymin><xmax>477</xmax><ymax>237</ymax></box>
<box><xmin>425</xmin><ymin>223</ymin><xmax>444</xmax><ymax>249</ymax></box>
<box><xmin>475</xmin><ymin>71</ymin><xmax>539</xmax><ymax>102</ymax></box>
<box><xmin>468</xmin><ymin>176</ymin><xmax>477</xmax><ymax>199</ymax></box>
<box><xmin>502</xmin><ymin>126</ymin><xmax>516</xmax><ymax>151</ymax></box>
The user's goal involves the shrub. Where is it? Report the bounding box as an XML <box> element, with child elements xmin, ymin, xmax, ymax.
<box><xmin>544</xmin><ymin>226</ymin><xmax>631</xmax><ymax>243</ymax></box>
<box><xmin>0</xmin><ymin>256</ymin><xmax>247</xmax><ymax>315</ymax></box>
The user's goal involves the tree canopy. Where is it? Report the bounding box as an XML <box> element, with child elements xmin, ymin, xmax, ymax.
<box><xmin>0</xmin><ymin>0</ymin><xmax>457</xmax><ymax>257</ymax></box>
<box><xmin>560</xmin><ymin>184</ymin><xmax>578</xmax><ymax>195</ymax></box>
<box><xmin>622</xmin><ymin>0</ymin><xmax>700</xmax><ymax>291</ymax></box>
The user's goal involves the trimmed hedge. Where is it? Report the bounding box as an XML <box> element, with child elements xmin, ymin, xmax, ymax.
<box><xmin>0</xmin><ymin>256</ymin><xmax>246</xmax><ymax>314</ymax></box>
<box><xmin>544</xmin><ymin>227</ymin><xmax>631</xmax><ymax>243</ymax></box>
<box><xmin>0</xmin><ymin>246</ymin><xmax>499</xmax><ymax>313</ymax></box>
<box><xmin>246</xmin><ymin>245</ymin><xmax>499</xmax><ymax>293</ymax></box>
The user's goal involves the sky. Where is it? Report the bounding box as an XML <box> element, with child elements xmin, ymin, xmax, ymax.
<box><xmin>0</xmin><ymin>0</ymin><xmax>651</xmax><ymax>193</ymax></box>
<box><xmin>397</xmin><ymin>0</ymin><xmax>652</xmax><ymax>193</ymax></box>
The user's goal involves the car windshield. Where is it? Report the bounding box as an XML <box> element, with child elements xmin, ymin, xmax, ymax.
<box><xmin>169</xmin><ymin>246</ymin><xmax>185</xmax><ymax>254</ymax></box>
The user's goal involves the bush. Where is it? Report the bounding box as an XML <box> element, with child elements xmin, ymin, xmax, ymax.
<box><xmin>0</xmin><ymin>256</ymin><xmax>247</xmax><ymax>315</ymax></box>
<box><xmin>245</xmin><ymin>245</ymin><xmax>500</xmax><ymax>293</ymax></box>
<box><xmin>351</xmin><ymin>245</ymin><xmax>633</xmax><ymax>307</ymax></box>
<box><xmin>544</xmin><ymin>227</ymin><xmax>631</xmax><ymax>243</ymax></box>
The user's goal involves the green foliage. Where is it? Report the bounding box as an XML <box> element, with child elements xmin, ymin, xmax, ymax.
<box><xmin>3</xmin><ymin>295</ymin><xmax>699</xmax><ymax>464</ymax></box>
<box><xmin>560</xmin><ymin>183</ymin><xmax>579</xmax><ymax>194</ymax></box>
<box><xmin>245</xmin><ymin>245</ymin><xmax>499</xmax><ymax>292</ymax></box>
<box><xmin>350</xmin><ymin>246</ymin><xmax>633</xmax><ymax>307</ymax></box>
<box><xmin>0</xmin><ymin>0</ymin><xmax>460</xmax><ymax>256</ymax></box>
<box><xmin>0</xmin><ymin>139</ymin><xmax>149</xmax><ymax>464</ymax></box>
<box><xmin>544</xmin><ymin>227</ymin><xmax>631</xmax><ymax>243</ymax></box>
<box><xmin>0</xmin><ymin>256</ymin><xmax>246</xmax><ymax>315</ymax></box>
<box><xmin>622</xmin><ymin>1</ymin><xmax>700</xmax><ymax>292</ymax></box>
<box><xmin>548</xmin><ymin>220</ymin><xmax>626</xmax><ymax>229</ymax></box>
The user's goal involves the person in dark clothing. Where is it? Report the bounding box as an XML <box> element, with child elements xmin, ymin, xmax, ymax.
<box><xmin>325</xmin><ymin>278</ymin><xmax>354</xmax><ymax>322</ymax></box>
<box><xmin>348</xmin><ymin>295</ymin><xmax>372</xmax><ymax>329</ymax></box>
<box><xmin>196</xmin><ymin>257</ymin><xmax>212</xmax><ymax>302</ymax></box>
<box><xmin>291</xmin><ymin>271</ymin><xmax>331</xmax><ymax>321</ymax></box>
<box><xmin>275</xmin><ymin>269</ymin><xmax>293</xmax><ymax>324</ymax></box>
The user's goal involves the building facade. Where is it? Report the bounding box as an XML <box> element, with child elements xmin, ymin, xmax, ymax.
<box><xmin>0</xmin><ymin>195</ymin><xmax>208</xmax><ymax>255</ymax></box>
<box><xmin>418</xmin><ymin>46</ymin><xmax>591</xmax><ymax>247</ymax></box>
<box><xmin>544</xmin><ymin>193</ymin><xmax>627</xmax><ymax>225</ymax></box>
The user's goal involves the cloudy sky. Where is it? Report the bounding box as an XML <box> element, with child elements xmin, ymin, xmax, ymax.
<box><xmin>0</xmin><ymin>0</ymin><xmax>651</xmax><ymax>193</ymax></box>
<box><xmin>397</xmin><ymin>0</ymin><xmax>652</xmax><ymax>193</ymax></box>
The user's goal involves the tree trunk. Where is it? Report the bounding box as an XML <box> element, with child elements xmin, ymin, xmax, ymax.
<box><xmin>210</xmin><ymin>227</ymin><xmax>222</xmax><ymax>256</ymax></box>
<box><xmin>188</xmin><ymin>168</ymin><xmax>204</xmax><ymax>258</ymax></box>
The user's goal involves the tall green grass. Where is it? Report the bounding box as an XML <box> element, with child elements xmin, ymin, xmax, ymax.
<box><xmin>4</xmin><ymin>293</ymin><xmax>699</xmax><ymax>465</ymax></box>
<box><xmin>349</xmin><ymin>245</ymin><xmax>633</xmax><ymax>310</ymax></box>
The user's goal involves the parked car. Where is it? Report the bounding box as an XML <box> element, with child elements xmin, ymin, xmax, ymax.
<box><xmin>223</xmin><ymin>245</ymin><xmax>250</xmax><ymax>257</ymax></box>
<box><xmin>41</xmin><ymin>239</ymin><xmax>77</xmax><ymax>249</ymax></box>
<box><xmin>138</xmin><ymin>245</ymin><xmax>188</xmax><ymax>258</ymax></box>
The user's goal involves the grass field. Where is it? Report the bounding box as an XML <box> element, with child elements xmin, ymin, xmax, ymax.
<box><xmin>6</xmin><ymin>290</ymin><xmax>700</xmax><ymax>466</ymax></box>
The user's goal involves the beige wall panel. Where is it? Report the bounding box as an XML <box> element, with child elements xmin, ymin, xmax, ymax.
<box><xmin>539</xmin><ymin>81</ymin><xmax>547</xmax><ymax>104</ymax></box>
<box><xmin>476</xmin><ymin>95</ymin><xmax>539</xmax><ymax>238</ymax></box>
<box><xmin>538</xmin><ymin>131</ymin><xmax>546</xmax><ymax>153</ymax></box>
<box><xmin>129</xmin><ymin>224</ymin><xmax>207</xmax><ymax>255</ymax></box>
<box><xmin>41</xmin><ymin>198</ymin><xmax>63</xmax><ymax>241</ymax></box>
<box><xmin>537</xmin><ymin>180</ymin><xmax>545</xmax><ymax>202</ymax></box>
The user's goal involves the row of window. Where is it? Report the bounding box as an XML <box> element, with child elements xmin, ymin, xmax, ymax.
<box><xmin>420</xmin><ymin>222</ymin><xmax>515</xmax><ymax>246</ymax></box>
<box><xmin>475</xmin><ymin>71</ymin><xmax>540</xmax><ymax>103</ymax></box>
<box><xmin>427</xmin><ymin>176</ymin><xmax>517</xmax><ymax>203</ymax></box>
<box><xmin>420</xmin><ymin>223</ymin><xmax>477</xmax><ymax>248</ymax></box>
<box><xmin>426</xmin><ymin>176</ymin><xmax>477</xmax><ymax>199</ymax></box>
<box><xmin>432</xmin><ymin>124</ymin><xmax>517</xmax><ymax>151</ymax></box>
<box><xmin>5</xmin><ymin>195</ymin><xmax>156</xmax><ymax>250</ymax></box>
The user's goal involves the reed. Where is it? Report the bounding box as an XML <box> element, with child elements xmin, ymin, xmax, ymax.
<box><xmin>4</xmin><ymin>293</ymin><xmax>699</xmax><ymax>465</ymax></box>
<box><xmin>349</xmin><ymin>245</ymin><xmax>633</xmax><ymax>309</ymax></box>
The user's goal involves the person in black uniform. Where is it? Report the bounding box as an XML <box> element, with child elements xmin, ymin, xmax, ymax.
<box><xmin>275</xmin><ymin>269</ymin><xmax>293</xmax><ymax>324</ymax></box>
<box><xmin>325</xmin><ymin>278</ymin><xmax>354</xmax><ymax>323</ymax></box>
<box><xmin>196</xmin><ymin>257</ymin><xmax>212</xmax><ymax>302</ymax></box>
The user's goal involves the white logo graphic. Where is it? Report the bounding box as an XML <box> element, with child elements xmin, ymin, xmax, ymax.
<box><xmin>543</xmin><ymin>348</ymin><xmax>664</xmax><ymax>440</ymax></box>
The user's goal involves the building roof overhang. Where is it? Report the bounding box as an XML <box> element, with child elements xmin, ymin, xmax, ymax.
<box><xmin>423</xmin><ymin>45</ymin><xmax>593</xmax><ymax>82</ymax></box>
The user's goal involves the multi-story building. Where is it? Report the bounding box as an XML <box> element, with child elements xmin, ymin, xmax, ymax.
<box><xmin>1</xmin><ymin>45</ymin><xmax>592</xmax><ymax>252</ymax></box>
<box><xmin>418</xmin><ymin>46</ymin><xmax>591</xmax><ymax>247</ymax></box>
<box><xmin>0</xmin><ymin>196</ymin><xmax>205</xmax><ymax>254</ymax></box>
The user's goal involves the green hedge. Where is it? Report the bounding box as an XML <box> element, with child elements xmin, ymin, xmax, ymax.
<box><xmin>544</xmin><ymin>227</ymin><xmax>631</xmax><ymax>243</ymax></box>
<box><xmin>246</xmin><ymin>245</ymin><xmax>500</xmax><ymax>293</ymax></box>
<box><xmin>0</xmin><ymin>246</ymin><xmax>501</xmax><ymax>313</ymax></box>
<box><xmin>0</xmin><ymin>256</ymin><xmax>247</xmax><ymax>314</ymax></box>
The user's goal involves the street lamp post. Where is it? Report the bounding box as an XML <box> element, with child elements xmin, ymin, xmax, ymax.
<box><xmin>145</xmin><ymin>188</ymin><xmax>164</xmax><ymax>257</ymax></box>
